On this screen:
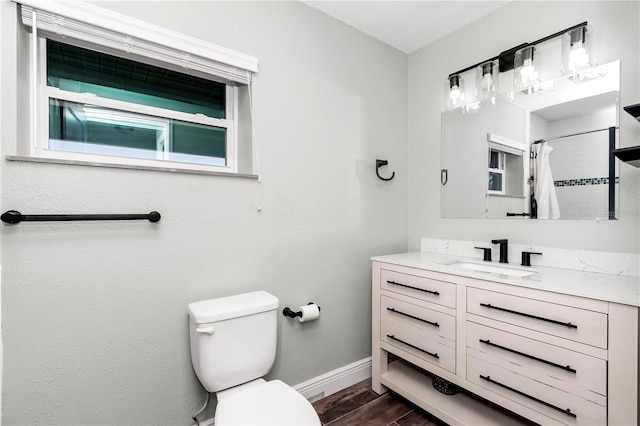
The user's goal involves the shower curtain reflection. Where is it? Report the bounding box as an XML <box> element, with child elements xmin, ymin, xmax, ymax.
<box><xmin>531</xmin><ymin>126</ymin><xmax>618</xmax><ymax>220</ymax></box>
<box><xmin>533</xmin><ymin>143</ymin><xmax>561</xmax><ymax>219</ymax></box>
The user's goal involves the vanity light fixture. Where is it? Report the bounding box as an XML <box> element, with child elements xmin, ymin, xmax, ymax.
<box><xmin>445</xmin><ymin>74</ymin><xmax>465</xmax><ymax>111</ymax></box>
<box><xmin>513</xmin><ymin>45</ymin><xmax>540</xmax><ymax>89</ymax></box>
<box><xmin>562</xmin><ymin>25</ymin><xmax>590</xmax><ymax>74</ymax></box>
<box><xmin>476</xmin><ymin>59</ymin><xmax>499</xmax><ymax>99</ymax></box>
<box><xmin>562</xmin><ymin>25</ymin><xmax>603</xmax><ymax>82</ymax></box>
<box><xmin>444</xmin><ymin>21</ymin><xmax>588</xmax><ymax>110</ymax></box>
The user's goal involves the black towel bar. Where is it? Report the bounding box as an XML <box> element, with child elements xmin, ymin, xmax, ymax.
<box><xmin>1</xmin><ymin>210</ymin><xmax>161</xmax><ymax>224</ymax></box>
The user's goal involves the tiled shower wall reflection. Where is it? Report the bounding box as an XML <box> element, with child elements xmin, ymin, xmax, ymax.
<box><xmin>547</xmin><ymin>105</ymin><xmax>617</xmax><ymax>220</ymax></box>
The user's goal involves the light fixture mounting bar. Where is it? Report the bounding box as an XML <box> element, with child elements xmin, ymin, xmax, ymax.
<box><xmin>447</xmin><ymin>21</ymin><xmax>588</xmax><ymax>78</ymax></box>
<box><xmin>530</xmin><ymin>21</ymin><xmax>587</xmax><ymax>46</ymax></box>
<box><xmin>448</xmin><ymin>55</ymin><xmax>500</xmax><ymax>79</ymax></box>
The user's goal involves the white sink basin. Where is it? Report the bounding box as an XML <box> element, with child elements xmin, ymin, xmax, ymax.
<box><xmin>451</xmin><ymin>262</ymin><xmax>537</xmax><ymax>277</ymax></box>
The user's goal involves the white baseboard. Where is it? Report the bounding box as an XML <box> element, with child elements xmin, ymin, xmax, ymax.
<box><xmin>293</xmin><ymin>357</ymin><xmax>372</xmax><ymax>402</ymax></box>
<box><xmin>195</xmin><ymin>357</ymin><xmax>372</xmax><ymax>425</ymax></box>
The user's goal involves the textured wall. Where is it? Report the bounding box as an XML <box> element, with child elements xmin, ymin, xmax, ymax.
<box><xmin>408</xmin><ymin>1</ymin><xmax>640</xmax><ymax>253</ymax></box>
<box><xmin>0</xmin><ymin>1</ymin><xmax>408</xmax><ymax>424</ymax></box>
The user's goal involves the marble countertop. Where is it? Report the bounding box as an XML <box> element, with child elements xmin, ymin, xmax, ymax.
<box><xmin>372</xmin><ymin>251</ymin><xmax>640</xmax><ymax>307</ymax></box>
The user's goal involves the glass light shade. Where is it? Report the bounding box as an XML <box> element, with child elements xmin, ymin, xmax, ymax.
<box><xmin>444</xmin><ymin>74</ymin><xmax>465</xmax><ymax>110</ymax></box>
<box><xmin>562</xmin><ymin>25</ymin><xmax>592</xmax><ymax>76</ymax></box>
<box><xmin>513</xmin><ymin>45</ymin><xmax>540</xmax><ymax>89</ymax></box>
<box><xmin>475</xmin><ymin>60</ymin><xmax>499</xmax><ymax>99</ymax></box>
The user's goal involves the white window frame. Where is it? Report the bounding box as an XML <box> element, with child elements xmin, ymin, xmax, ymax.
<box><xmin>38</xmin><ymin>38</ymin><xmax>238</xmax><ymax>172</ymax></box>
<box><xmin>487</xmin><ymin>133</ymin><xmax>526</xmax><ymax>195</ymax></box>
<box><xmin>488</xmin><ymin>150</ymin><xmax>506</xmax><ymax>195</ymax></box>
<box><xmin>16</xmin><ymin>0</ymin><xmax>258</xmax><ymax>175</ymax></box>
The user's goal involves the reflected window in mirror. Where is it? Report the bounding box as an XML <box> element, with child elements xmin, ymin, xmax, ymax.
<box><xmin>488</xmin><ymin>150</ymin><xmax>505</xmax><ymax>194</ymax></box>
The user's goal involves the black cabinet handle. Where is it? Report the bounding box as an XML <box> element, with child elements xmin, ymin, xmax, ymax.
<box><xmin>387</xmin><ymin>307</ymin><xmax>439</xmax><ymax>327</ymax></box>
<box><xmin>386</xmin><ymin>334</ymin><xmax>439</xmax><ymax>359</ymax></box>
<box><xmin>387</xmin><ymin>280</ymin><xmax>439</xmax><ymax>296</ymax></box>
<box><xmin>480</xmin><ymin>375</ymin><xmax>576</xmax><ymax>419</ymax></box>
<box><xmin>479</xmin><ymin>339</ymin><xmax>576</xmax><ymax>373</ymax></box>
<box><xmin>480</xmin><ymin>303</ymin><xmax>577</xmax><ymax>329</ymax></box>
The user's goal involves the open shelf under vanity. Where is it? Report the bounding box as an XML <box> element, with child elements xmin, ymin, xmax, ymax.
<box><xmin>382</xmin><ymin>360</ymin><xmax>534</xmax><ymax>426</ymax></box>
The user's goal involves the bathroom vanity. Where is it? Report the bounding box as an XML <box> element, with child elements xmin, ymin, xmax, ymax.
<box><xmin>372</xmin><ymin>251</ymin><xmax>639</xmax><ymax>425</ymax></box>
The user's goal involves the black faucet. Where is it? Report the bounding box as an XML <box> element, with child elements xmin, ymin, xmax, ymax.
<box><xmin>521</xmin><ymin>251</ymin><xmax>542</xmax><ymax>267</ymax></box>
<box><xmin>491</xmin><ymin>239</ymin><xmax>509</xmax><ymax>263</ymax></box>
<box><xmin>474</xmin><ymin>246</ymin><xmax>492</xmax><ymax>262</ymax></box>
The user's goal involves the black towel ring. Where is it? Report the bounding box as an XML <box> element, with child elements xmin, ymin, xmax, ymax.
<box><xmin>376</xmin><ymin>159</ymin><xmax>395</xmax><ymax>181</ymax></box>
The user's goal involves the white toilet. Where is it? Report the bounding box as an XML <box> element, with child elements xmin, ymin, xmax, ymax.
<box><xmin>187</xmin><ymin>291</ymin><xmax>322</xmax><ymax>426</ymax></box>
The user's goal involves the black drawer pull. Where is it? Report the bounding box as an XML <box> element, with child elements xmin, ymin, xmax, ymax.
<box><xmin>480</xmin><ymin>303</ymin><xmax>577</xmax><ymax>329</ymax></box>
<box><xmin>480</xmin><ymin>375</ymin><xmax>577</xmax><ymax>418</ymax></box>
<box><xmin>387</xmin><ymin>307</ymin><xmax>439</xmax><ymax>327</ymax></box>
<box><xmin>386</xmin><ymin>334</ymin><xmax>439</xmax><ymax>359</ymax></box>
<box><xmin>479</xmin><ymin>339</ymin><xmax>576</xmax><ymax>373</ymax></box>
<box><xmin>387</xmin><ymin>280</ymin><xmax>440</xmax><ymax>296</ymax></box>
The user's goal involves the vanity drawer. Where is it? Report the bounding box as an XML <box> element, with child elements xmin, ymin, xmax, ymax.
<box><xmin>467</xmin><ymin>322</ymin><xmax>606</xmax><ymax>395</ymax></box>
<box><xmin>467</xmin><ymin>288</ymin><xmax>607</xmax><ymax>349</ymax></box>
<box><xmin>467</xmin><ymin>356</ymin><xmax>606</xmax><ymax>426</ymax></box>
<box><xmin>381</xmin><ymin>269</ymin><xmax>456</xmax><ymax>308</ymax></box>
<box><xmin>381</xmin><ymin>295</ymin><xmax>456</xmax><ymax>341</ymax></box>
<box><xmin>381</xmin><ymin>320</ymin><xmax>456</xmax><ymax>373</ymax></box>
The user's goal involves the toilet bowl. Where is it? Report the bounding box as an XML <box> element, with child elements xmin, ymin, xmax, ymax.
<box><xmin>215</xmin><ymin>379</ymin><xmax>320</xmax><ymax>425</ymax></box>
<box><xmin>187</xmin><ymin>291</ymin><xmax>321</xmax><ymax>426</ymax></box>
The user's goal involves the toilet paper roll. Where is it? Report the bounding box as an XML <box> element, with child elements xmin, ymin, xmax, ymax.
<box><xmin>297</xmin><ymin>304</ymin><xmax>320</xmax><ymax>323</ymax></box>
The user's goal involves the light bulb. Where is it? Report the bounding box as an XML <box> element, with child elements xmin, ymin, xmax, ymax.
<box><xmin>445</xmin><ymin>75</ymin><xmax>464</xmax><ymax>110</ymax></box>
<box><xmin>480</xmin><ymin>73</ymin><xmax>493</xmax><ymax>91</ymax></box>
<box><xmin>477</xmin><ymin>61</ymin><xmax>497</xmax><ymax>96</ymax></box>
<box><xmin>569</xmin><ymin>42</ymin><xmax>588</xmax><ymax>70</ymax></box>
<box><xmin>563</xmin><ymin>26</ymin><xmax>591</xmax><ymax>77</ymax></box>
<box><xmin>449</xmin><ymin>86</ymin><xmax>461</xmax><ymax>101</ymax></box>
<box><xmin>520</xmin><ymin>59</ymin><xmax>534</xmax><ymax>77</ymax></box>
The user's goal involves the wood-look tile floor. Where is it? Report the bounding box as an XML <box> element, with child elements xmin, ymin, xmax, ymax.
<box><xmin>312</xmin><ymin>379</ymin><xmax>446</xmax><ymax>426</ymax></box>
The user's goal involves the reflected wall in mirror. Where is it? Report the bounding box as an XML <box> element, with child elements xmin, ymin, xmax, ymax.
<box><xmin>441</xmin><ymin>98</ymin><xmax>526</xmax><ymax>218</ymax></box>
<box><xmin>441</xmin><ymin>60</ymin><xmax>620</xmax><ymax>220</ymax></box>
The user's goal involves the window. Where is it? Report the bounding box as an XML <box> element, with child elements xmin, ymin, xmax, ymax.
<box><xmin>44</xmin><ymin>40</ymin><xmax>232</xmax><ymax>169</ymax></box>
<box><xmin>488</xmin><ymin>150</ymin><xmax>505</xmax><ymax>194</ymax></box>
<box><xmin>486</xmin><ymin>133</ymin><xmax>527</xmax><ymax>196</ymax></box>
<box><xmin>18</xmin><ymin>0</ymin><xmax>258</xmax><ymax>174</ymax></box>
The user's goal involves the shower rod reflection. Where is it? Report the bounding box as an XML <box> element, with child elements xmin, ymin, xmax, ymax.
<box><xmin>0</xmin><ymin>210</ymin><xmax>161</xmax><ymax>224</ymax></box>
<box><xmin>532</xmin><ymin>126</ymin><xmax>619</xmax><ymax>145</ymax></box>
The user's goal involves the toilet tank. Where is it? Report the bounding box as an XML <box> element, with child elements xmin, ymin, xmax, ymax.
<box><xmin>187</xmin><ymin>291</ymin><xmax>279</xmax><ymax>392</ymax></box>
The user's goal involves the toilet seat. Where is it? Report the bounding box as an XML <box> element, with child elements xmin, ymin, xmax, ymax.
<box><xmin>215</xmin><ymin>380</ymin><xmax>321</xmax><ymax>426</ymax></box>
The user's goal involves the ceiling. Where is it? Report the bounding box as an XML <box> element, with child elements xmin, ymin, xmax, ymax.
<box><xmin>302</xmin><ymin>1</ymin><xmax>511</xmax><ymax>54</ymax></box>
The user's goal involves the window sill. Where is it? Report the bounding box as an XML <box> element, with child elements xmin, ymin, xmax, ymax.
<box><xmin>487</xmin><ymin>193</ymin><xmax>526</xmax><ymax>199</ymax></box>
<box><xmin>6</xmin><ymin>155</ymin><xmax>259</xmax><ymax>179</ymax></box>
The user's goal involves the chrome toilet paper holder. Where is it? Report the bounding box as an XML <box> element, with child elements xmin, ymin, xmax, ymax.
<box><xmin>283</xmin><ymin>303</ymin><xmax>321</xmax><ymax>319</ymax></box>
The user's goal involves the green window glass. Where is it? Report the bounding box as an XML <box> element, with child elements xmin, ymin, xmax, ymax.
<box><xmin>47</xmin><ymin>40</ymin><xmax>226</xmax><ymax>118</ymax></box>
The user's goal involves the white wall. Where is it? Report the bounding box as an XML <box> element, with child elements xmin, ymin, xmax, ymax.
<box><xmin>0</xmin><ymin>1</ymin><xmax>408</xmax><ymax>424</ymax></box>
<box><xmin>408</xmin><ymin>1</ymin><xmax>640</xmax><ymax>252</ymax></box>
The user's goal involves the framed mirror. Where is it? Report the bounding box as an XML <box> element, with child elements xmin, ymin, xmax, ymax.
<box><xmin>441</xmin><ymin>60</ymin><xmax>620</xmax><ymax>220</ymax></box>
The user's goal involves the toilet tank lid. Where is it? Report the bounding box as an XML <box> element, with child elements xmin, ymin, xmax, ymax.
<box><xmin>188</xmin><ymin>291</ymin><xmax>279</xmax><ymax>324</ymax></box>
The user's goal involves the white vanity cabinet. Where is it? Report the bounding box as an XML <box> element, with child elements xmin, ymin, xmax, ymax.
<box><xmin>372</xmin><ymin>260</ymin><xmax>640</xmax><ymax>426</ymax></box>
<box><xmin>379</xmin><ymin>269</ymin><xmax>457</xmax><ymax>374</ymax></box>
